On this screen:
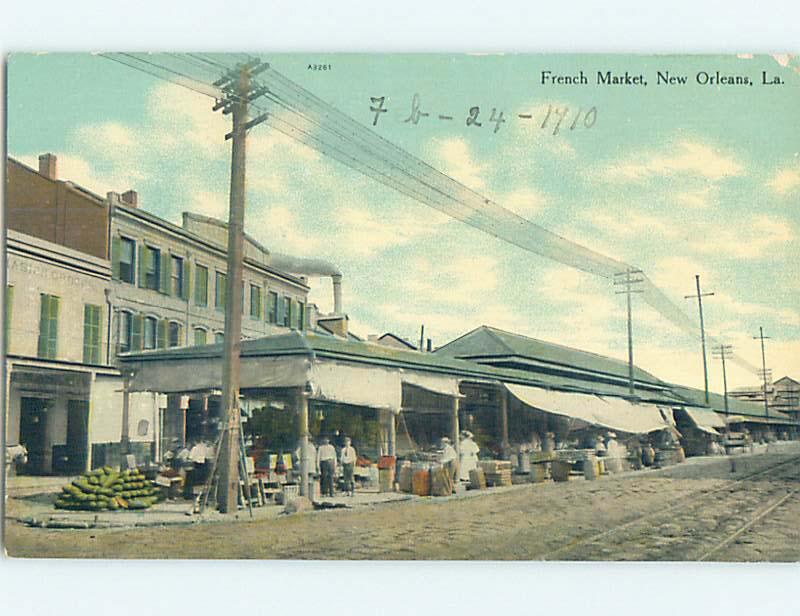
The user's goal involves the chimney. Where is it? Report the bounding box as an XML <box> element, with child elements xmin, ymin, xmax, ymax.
<box><xmin>121</xmin><ymin>190</ymin><xmax>139</xmax><ymax>208</ymax></box>
<box><xmin>319</xmin><ymin>315</ymin><xmax>348</xmax><ymax>338</ymax></box>
<box><xmin>38</xmin><ymin>153</ymin><xmax>57</xmax><ymax>179</ymax></box>
<box><xmin>332</xmin><ymin>274</ymin><xmax>343</xmax><ymax>314</ymax></box>
<box><xmin>426</xmin><ymin>338</ymin><xmax>432</xmax><ymax>352</ymax></box>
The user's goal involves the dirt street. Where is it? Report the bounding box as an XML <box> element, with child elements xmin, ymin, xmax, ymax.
<box><xmin>5</xmin><ymin>446</ymin><xmax>800</xmax><ymax>561</ymax></box>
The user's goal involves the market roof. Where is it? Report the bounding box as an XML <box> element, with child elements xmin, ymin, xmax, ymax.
<box><xmin>435</xmin><ymin>325</ymin><xmax>664</xmax><ymax>386</ymax></box>
<box><xmin>119</xmin><ymin>330</ymin><xmax>682</xmax><ymax>403</ymax></box>
<box><xmin>670</xmin><ymin>383</ymin><xmax>796</xmax><ymax>423</ymax></box>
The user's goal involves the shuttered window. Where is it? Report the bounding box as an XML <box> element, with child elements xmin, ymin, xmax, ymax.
<box><xmin>144</xmin><ymin>316</ymin><xmax>157</xmax><ymax>350</ymax></box>
<box><xmin>82</xmin><ymin>304</ymin><xmax>102</xmax><ymax>364</ymax></box>
<box><xmin>168</xmin><ymin>322</ymin><xmax>182</xmax><ymax>347</ymax></box>
<box><xmin>266</xmin><ymin>290</ymin><xmax>278</xmax><ymax>324</ymax></box>
<box><xmin>193</xmin><ymin>328</ymin><xmax>207</xmax><ymax>346</ymax></box>
<box><xmin>250</xmin><ymin>284</ymin><xmax>262</xmax><ymax>319</ymax></box>
<box><xmin>215</xmin><ymin>271</ymin><xmax>227</xmax><ymax>311</ymax></box>
<box><xmin>37</xmin><ymin>294</ymin><xmax>59</xmax><ymax>359</ymax></box>
<box><xmin>297</xmin><ymin>301</ymin><xmax>306</xmax><ymax>331</ymax></box>
<box><xmin>282</xmin><ymin>296</ymin><xmax>292</xmax><ymax>327</ymax></box>
<box><xmin>114</xmin><ymin>237</ymin><xmax>136</xmax><ymax>284</ymax></box>
<box><xmin>195</xmin><ymin>264</ymin><xmax>208</xmax><ymax>306</ymax></box>
<box><xmin>142</xmin><ymin>246</ymin><xmax>161</xmax><ymax>291</ymax></box>
<box><xmin>119</xmin><ymin>311</ymin><xmax>133</xmax><ymax>353</ymax></box>
<box><xmin>170</xmin><ymin>255</ymin><xmax>184</xmax><ymax>297</ymax></box>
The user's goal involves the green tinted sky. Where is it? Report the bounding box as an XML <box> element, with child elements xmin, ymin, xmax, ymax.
<box><xmin>7</xmin><ymin>53</ymin><xmax>800</xmax><ymax>390</ymax></box>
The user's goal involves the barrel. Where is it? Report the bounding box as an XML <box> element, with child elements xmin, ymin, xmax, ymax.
<box><xmin>412</xmin><ymin>469</ymin><xmax>431</xmax><ymax>496</ymax></box>
<box><xmin>530</xmin><ymin>464</ymin><xmax>548</xmax><ymax>483</ymax></box>
<box><xmin>582</xmin><ymin>458</ymin><xmax>598</xmax><ymax>481</ymax></box>
<box><xmin>398</xmin><ymin>462</ymin><xmax>413</xmax><ymax>493</ymax></box>
<box><xmin>551</xmin><ymin>460</ymin><xmax>571</xmax><ymax>482</ymax></box>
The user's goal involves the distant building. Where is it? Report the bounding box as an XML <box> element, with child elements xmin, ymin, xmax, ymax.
<box><xmin>732</xmin><ymin>376</ymin><xmax>800</xmax><ymax>422</ymax></box>
<box><xmin>368</xmin><ymin>332</ymin><xmax>418</xmax><ymax>350</ymax></box>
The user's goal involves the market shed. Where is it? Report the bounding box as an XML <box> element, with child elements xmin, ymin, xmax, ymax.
<box><xmin>119</xmin><ymin>328</ymin><xmax>692</xmax><ymax>491</ymax></box>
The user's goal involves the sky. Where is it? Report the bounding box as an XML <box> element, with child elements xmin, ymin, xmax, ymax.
<box><xmin>6</xmin><ymin>52</ymin><xmax>800</xmax><ymax>394</ymax></box>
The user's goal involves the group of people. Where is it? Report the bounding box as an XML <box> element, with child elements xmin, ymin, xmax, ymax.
<box><xmin>295</xmin><ymin>432</ymin><xmax>358</xmax><ymax>498</ymax></box>
<box><xmin>436</xmin><ymin>430</ymin><xmax>481</xmax><ymax>485</ymax></box>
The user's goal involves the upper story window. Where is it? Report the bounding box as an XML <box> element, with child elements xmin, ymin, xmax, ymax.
<box><xmin>37</xmin><ymin>293</ymin><xmax>59</xmax><ymax>359</ymax></box>
<box><xmin>282</xmin><ymin>296</ymin><xmax>292</xmax><ymax>328</ymax></box>
<box><xmin>168</xmin><ymin>321</ymin><xmax>182</xmax><ymax>348</ymax></box>
<box><xmin>296</xmin><ymin>301</ymin><xmax>306</xmax><ymax>331</ymax></box>
<box><xmin>118</xmin><ymin>237</ymin><xmax>136</xmax><ymax>284</ymax></box>
<box><xmin>143</xmin><ymin>316</ymin><xmax>157</xmax><ymax>350</ymax></box>
<box><xmin>119</xmin><ymin>310</ymin><xmax>133</xmax><ymax>353</ymax></box>
<box><xmin>83</xmin><ymin>304</ymin><xmax>102</xmax><ymax>364</ymax></box>
<box><xmin>267</xmin><ymin>290</ymin><xmax>278</xmax><ymax>324</ymax></box>
<box><xmin>142</xmin><ymin>246</ymin><xmax>161</xmax><ymax>291</ymax></box>
<box><xmin>193</xmin><ymin>327</ymin><xmax>208</xmax><ymax>346</ymax></box>
<box><xmin>171</xmin><ymin>255</ymin><xmax>184</xmax><ymax>298</ymax></box>
<box><xmin>214</xmin><ymin>331</ymin><xmax>225</xmax><ymax>344</ymax></box>
<box><xmin>195</xmin><ymin>264</ymin><xmax>208</xmax><ymax>307</ymax></box>
<box><xmin>215</xmin><ymin>271</ymin><xmax>227</xmax><ymax>311</ymax></box>
<box><xmin>250</xmin><ymin>284</ymin><xmax>262</xmax><ymax>320</ymax></box>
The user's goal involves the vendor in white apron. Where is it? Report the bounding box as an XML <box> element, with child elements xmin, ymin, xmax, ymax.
<box><xmin>459</xmin><ymin>431</ymin><xmax>480</xmax><ymax>481</ymax></box>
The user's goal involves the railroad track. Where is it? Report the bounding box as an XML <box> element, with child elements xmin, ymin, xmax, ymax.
<box><xmin>538</xmin><ymin>453</ymin><xmax>800</xmax><ymax>561</ymax></box>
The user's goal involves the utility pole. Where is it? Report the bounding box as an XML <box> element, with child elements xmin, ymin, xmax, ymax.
<box><xmin>712</xmin><ymin>344</ymin><xmax>733</xmax><ymax>422</ymax></box>
<box><xmin>753</xmin><ymin>326</ymin><xmax>772</xmax><ymax>426</ymax></box>
<box><xmin>684</xmin><ymin>275</ymin><xmax>714</xmax><ymax>405</ymax></box>
<box><xmin>613</xmin><ymin>268</ymin><xmax>644</xmax><ymax>396</ymax></box>
<box><xmin>213</xmin><ymin>59</ymin><xmax>269</xmax><ymax>513</ymax></box>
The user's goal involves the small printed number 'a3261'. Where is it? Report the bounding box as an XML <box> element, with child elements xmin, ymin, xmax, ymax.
<box><xmin>308</xmin><ymin>64</ymin><xmax>332</xmax><ymax>71</ymax></box>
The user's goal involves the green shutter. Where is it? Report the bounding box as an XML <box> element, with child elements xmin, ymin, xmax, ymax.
<box><xmin>276</xmin><ymin>294</ymin><xmax>283</xmax><ymax>325</ymax></box>
<box><xmin>160</xmin><ymin>252</ymin><xmax>171</xmax><ymax>295</ymax></box>
<box><xmin>137</xmin><ymin>245</ymin><xmax>146</xmax><ymax>287</ymax></box>
<box><xmin>111</xmin><ymin>236</ymin><xmax>121</xmax><ymax>280</ymax></box>
<box><xmin>83</xmin><ymin>304</ymin><xmax>101</xmax><ymax>364</ymax></box>
<box><xmin>5</xmin><ymin>286</ymin><xmax>13</xmax><ymax>353</ymax></box>
<box><xmin>157</xmin><ymin>319</ymin><xmax>168</xmax><ymax>349</ymax></box>
<box><xmin>131</xmin><ymin>314</ymin><xmax>143</xmax><ymax>350</ymax></box>
<box><xmin>182</xmin><ymin>261</ymin><xmax>191</xmax><ymax>301</ymax></box>
<box><xmin>38</xmin><ymin>295</ymin><xmax>48</xmax><ymax>357</ymax></box>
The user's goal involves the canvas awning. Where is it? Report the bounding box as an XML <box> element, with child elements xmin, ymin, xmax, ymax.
<box><xmin>504</xmin><ymin>383</ymin><xmax>670</xmax><ymax>434</ymax></box>
<box><xmin>684</xmin><ymin>407</ymin><xmax>726</xmax><ymax>435</ymax></box>
<box><xmin>400</xmin><ymin>370</ymin><xmax>463</xmax><ymax>398</ymax></box>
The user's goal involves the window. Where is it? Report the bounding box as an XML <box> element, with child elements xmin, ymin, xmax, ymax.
<box><xmin>214</xmin><ymin>331</ymin><xmax>225</xmax><ymax>344</ymax></box>
<box><xmin>282</xmin><ymin>296</ymin><xmax>292</xmax><ymax>327</ymax></box>
<box><xmin>118</xmin><ymin>237</ymin><xmax>136</xmax><ymax>284</ymax></box>
<box><xmin>193</xmin><ymin>328</ymin><xmax>208</xmax><ymax>346</ymax></box>
<box><xmin>215</xmin><ymin>271</ymin><xmax>227</xmax><ymax>311</ymax></box>
<box><xmin>267</xmin><ymin>290</ymin><xmax>278</xmax><ymax>324</ymax></box>
<box><xmin>142</xmin><ymin>246</ymin><xmax>161</xmax><ymax>291</ymax></box>
<box><xmin>195</xmin><ymin>264</ymin><xmax>208</xmax><ymax>306</ymax></box>
<box><xmin>170</xmin><ymin>255</ymin><xmax>184</xmax><ymax>297</ymax></box>
<box><xmin>137</xmin><ymin>419</ymin><xmax>150</xmax><ymax>437</ymax></box>
<box><xmin>83</xmin><ymin>304</ymin><xmax>102</xmax><ymax>364</ymax></box>
<box><xmin>144</xmin><ymin>316</ymin><xmax>157</xmax><ymax>350</ymax></box>
<box><xmin>119</xmin><ymin>311</ymin><xmax>133</xmax><ymax>353</ymax></box>
<box><xmin>250</xmin><ymin>284</ymin><xmax>262</xmax><ymax>319</ymax></box>
<box><xmin>168</xmin><ymin>322</ymin><xmax>182</xmax><ymax>348</ymax></box>
<box><xmin>297</xmin><ymin>301</ymin><xmax>306</xmax><ymax>331</ymax></box>
<box><xmin>37</xmin><ymin>294</ymin><xmax>59</xmax><ymax>359</ymax></box>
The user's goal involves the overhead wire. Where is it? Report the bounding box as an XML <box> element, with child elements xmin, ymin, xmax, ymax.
<box><xmin>99</xmin><ymin>53</ymin><xmax>762</xmax><ymax>375</ymax></box>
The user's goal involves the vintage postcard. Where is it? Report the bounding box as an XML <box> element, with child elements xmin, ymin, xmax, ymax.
<box><xmin>3</xmin><ymin>53</ymin><xmax>799</xmax><ymax>561</ymax></box>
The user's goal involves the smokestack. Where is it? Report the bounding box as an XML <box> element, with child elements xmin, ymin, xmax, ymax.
<box><xmin>121</xmin><ymin>190</ymin><xmax>139</xmax><ymax>208</ymax></box>
<box><xmin>38</xmin><ymin>153</ymin><xmax>57</xmax><ymax>179</ymax></box>
<box><xmin>426</xmin><ymin>338</ymin><xmax>432</xmax><ymax>352</ymax></box>
<box><xmin>332</xmin><ymin>274</ymin><xmax>343</xmax><ymax>314</ymax></box>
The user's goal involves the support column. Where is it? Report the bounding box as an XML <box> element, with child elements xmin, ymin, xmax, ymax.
<box><xmin>499</xmin><ymin>387</ymin><xmax>509</xmax><ymax>460</ymax></box>
<box><xmin>86</xmin><ymin>372</ymin><xmax>97</xmax><ymax>473</ymax></box>
<box><xmin>297</xmin><ymin>387</ymin><xmax>311</xmax><ymax>498</ymax></box>
<box><xmin>120</xmin><ymin>372</ymin><xmax>131</xmax><ymax>455</ymax></box>
<box><xmin>452</xmin><ymin>396</ymin><xmax>461</xmax><ymax>481</ymax></box>
<box><xmin>388</xmin><ymin>410</ymin><xmax>397</xmax><ymax>457</ymax></box>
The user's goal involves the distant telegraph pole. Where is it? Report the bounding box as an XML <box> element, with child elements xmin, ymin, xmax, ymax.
<box><xmin>712</xmin><ymin>344</ymin><xmax>733</xmax><ymax>419</ymax></box>
<box><xmin>753</xmin><ymin>326</ymin><xmax>772</xmax><ymax>424</ymax></box>
<box><xmin>213</xmin><ymin>59</ymin><xmax>269</xmax><ymax>513</ymax></box>
<box><xmin>614</xmin><ymin>268</ymin><xmax>645</xmax><ymax>396</ymax></box>
<box><xmin>684</xmin><ymin>275</ymin><xmax>714</xmax><ymax>405</ymax></box>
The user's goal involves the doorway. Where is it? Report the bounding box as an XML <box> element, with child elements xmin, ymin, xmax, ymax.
<box><xmin>19</xmin><ymin>397</ymin><xmax>49</xmax><ymax>474</ymax></box>
<box><xmin>67</xmin><ymin>400</ymin><xmax>90</xmax><ymax>473</ymax></box>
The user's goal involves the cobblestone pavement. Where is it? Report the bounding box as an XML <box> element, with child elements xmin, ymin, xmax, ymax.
<box><xmin>5</xmin><ymin>443</ymin><xmax>799</xmax><ymax>561</ymax></box>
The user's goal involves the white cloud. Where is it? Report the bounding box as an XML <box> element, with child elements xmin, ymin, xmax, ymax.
<box><xmin>674</xmin><ymin>185</ymin><xmax>717</xmax><ymax>209</ymax></box>
<box><xmin>402</xmin><ymin>254</ymin><xmax>499</xmax><ymax>306</ymax></box>
<box><xmin>428</xmin><ymin>136</ymin><xmax>487</xmax><ymax>190</ymax></box>
<box><xmin>768</xmin><ymin>165</ymin><xmax>800</xmax><ymax>195</ymax></box>
<box><xmin>603</xmin><ymin>140</ymin><xmax>744</xmax><ymax>183</ymax></box>
<box><xmin>500</xmin><ymin>187</ymin><xmax>548</xmax><ymax>217</ymax></box>
<box><xmin>689</xmin><ymin>215</ymin><xmax>795</xmax><ymax>259</ymax></box>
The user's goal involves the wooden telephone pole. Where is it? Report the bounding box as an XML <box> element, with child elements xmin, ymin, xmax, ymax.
<box><xmin>712</xmin><ymin>344</ymin><xmax>733</xmax><ymax>420</ymax></box>
<box><xmin>684</xmin><ymin>275</ymin><xmax>714</xmax><ymax>405</ymax></box>
<box><xmin>213</xmin><ymin>59</ymin><xmax>269</xmax><ymax>513</ymax></box>
<box><xmin>753</xmin><ymin>326</ymin><xmax>771</xmax><ymax>425</ymax></box>
<box><xmin>613</xmin><ymin>268</ymin><xmax>645</xmax><ymax>396</ymax></box>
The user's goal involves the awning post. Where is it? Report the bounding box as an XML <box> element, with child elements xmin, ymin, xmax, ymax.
<box><xmin>297</xmin><ymin>386</ymin><xmax>311</xmax><ymax>498</ymax></box>
<box><xmin>499</xmin><ymin>386</ymin><xmax>509</xmax><ymax>460</ymax></box>
<box><xmin>388</xmin><ymin>410</ymin><xmax>397</xmax><ymax>457</ymax></box>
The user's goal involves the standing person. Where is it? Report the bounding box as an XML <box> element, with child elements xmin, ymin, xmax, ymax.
<box><xmin>316</xmin><ymin>437</ymin><xmax>337</xmax><ymax>498</ymax></box>
<box><xmin>439</xmin><ymin>437</ymin><xmax>458</xmax><ymax>485</ymax></box>
<box><xmin>459</xmin><ymin>431</ymin><xmax>480</xmax><ymax>482</ymax></box>
<box><xmin>340</xmin><ymin>436</ymin><xmax>357</xmax><ymax>496</ymax></box>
